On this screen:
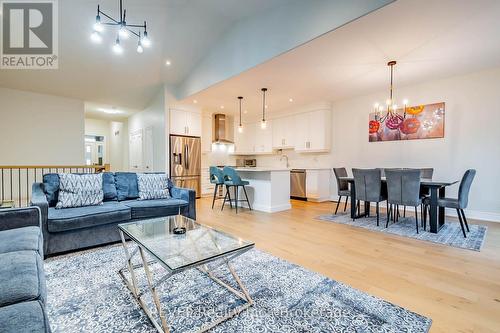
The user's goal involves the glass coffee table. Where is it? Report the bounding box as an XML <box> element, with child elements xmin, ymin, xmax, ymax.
<box><xmin>118</xmin><ymin>215</ymin><xmax>255</xmax><ymax>333</ymax></box>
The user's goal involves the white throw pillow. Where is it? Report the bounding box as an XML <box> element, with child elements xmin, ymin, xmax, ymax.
<box><xmin>137</xmin><ymin>173</ymin><xmax>171</xmax><ymax>200</ymax></box>
<box><xmin>56</xmin><ymin>173</ymin><xmax>104</xmax><ymax>209</ymax></box>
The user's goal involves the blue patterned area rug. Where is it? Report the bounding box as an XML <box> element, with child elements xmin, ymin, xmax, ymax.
<box><xmin>317</xmin><ymin>213</ymin><xmax>487</xmax><ymax>251</ymax></box>
<box><xmin>45</xmin><ymin>245</ymin><xmax>432</xmax><ymax>333</ymax></box>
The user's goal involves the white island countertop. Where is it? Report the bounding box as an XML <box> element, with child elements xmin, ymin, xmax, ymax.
<box><xmin>235</xmin><ymin>167</ymin><xmax>291</xmax><ymax>172</ymax></box>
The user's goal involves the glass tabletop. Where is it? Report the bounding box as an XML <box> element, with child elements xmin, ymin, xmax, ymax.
<box><xmin>119</xmin><ymin>215</ymin><xmax>254</xmax><ymax>271</ymax></box>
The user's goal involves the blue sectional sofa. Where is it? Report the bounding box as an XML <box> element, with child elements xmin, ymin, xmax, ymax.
<box><xmin>0</xmin><ymin>207</ymin><xmax>51</xmax><ymax>332</ymax></box>
<box><xmin>31</xmin><ymin>172</ymin><xmax>196</xmax><ymax>256</ymax></box>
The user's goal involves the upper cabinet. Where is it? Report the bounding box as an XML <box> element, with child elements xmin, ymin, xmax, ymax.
<box><xmin>170</xmin><ymin>109</ymin><xmax>201</xmax><ymax>137</ymax></box>
<box><xmin>294</xmin><ymin>109</ymin><xmax>330</xmax><ymax>153</ymax></box>
<box><xmin>272</xmin><ymin>116</ymin><xmax>295</xmax><ymax>149</ymax></box>
<box><xmin>233</xmin><ymin>120</ymin><xmax>273</xmax><ymax>155</ymax></box>
<box><xmin>232</xmin><ymin>107</ymin><xmax>331</xmax><ymax>155</ymax></box>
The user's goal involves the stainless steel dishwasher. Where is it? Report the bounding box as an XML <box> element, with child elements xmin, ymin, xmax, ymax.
<box><xmin>290</xmin><ymin>169</ymin><xmax>306</xmax><ymax>199</ymax></box>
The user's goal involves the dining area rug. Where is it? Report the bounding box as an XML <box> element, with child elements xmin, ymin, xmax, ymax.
<box><xmin>44</xmin><ymin>245</ymin><xmax>432</xmax><ymax>332</ymax></box>
<box><xmin>317</xmin><ymin>213</ymin><xmax>487</xmax><ymax>251</ymax></box>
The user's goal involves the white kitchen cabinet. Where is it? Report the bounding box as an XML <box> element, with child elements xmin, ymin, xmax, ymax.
<box><xmin>201</xmin><ymin>114</ymin><xmax>212</xmax><ymax>153</ymax></box>
<box><xmin>233</xmin><ymin>121</ymin><xmax>254</xmax><ymax>154</ymax></box>
<box><xmin>254</xmin><ymin>120</ymin><xmax>273</xmax><ymax>153</ymax></box>
<box><xmin>272</xmin><ymin>116</ymin><xmax>295</xmax><ymax>149</ymax></box>
<box><xmin>295</xmin><ymin>109</ymin><xmax>330</xmax><ymax>153</ymax></box>
<box><xmin>169</xmin><ymin>109</ymin><xmax>201</xmax><ymax>137</ymax></box>
<box><xmin>306</xmin><ymin>169</ymin><xmax>331</xmax><ymax>202</ymax></box>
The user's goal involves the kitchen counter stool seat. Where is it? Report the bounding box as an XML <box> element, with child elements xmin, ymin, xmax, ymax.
<box><xmin>209</xmin><ymin>166</ymin><xmax>225</xmax><ymax>209</ymax></box>
<box><xmin>222</xmin><ymin>167</ymin><xmax>252</xmax><ymax>213</ymax></box>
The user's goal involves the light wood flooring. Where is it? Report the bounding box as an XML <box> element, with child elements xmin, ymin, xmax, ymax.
<box><xmin>195</xmin><ymin>197</ymin><xmax>500</xmax><ymax>333</ymax></box>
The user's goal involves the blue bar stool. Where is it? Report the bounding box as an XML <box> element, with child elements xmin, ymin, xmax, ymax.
<box><xmin>209</xmin><ymin>166</ymin><xmax>226</xmax><ymax>209</ymax></box>
<box><xmin>222</xmin><ymin>166</ymin><xmax>252</xmax><ymax>213</ymax></box>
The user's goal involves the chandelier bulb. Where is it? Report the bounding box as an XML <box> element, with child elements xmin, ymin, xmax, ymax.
<box><xmin>94</xmin><ymin>15</ymin><xmax>103</xmax><ymax>32</ymax></box>
<box><xmin>90</xmin><ymin>30</ymin><xmax>102</xmax><ymax>43</ymax></box>
<box><xmin>137</xmin><ymin>41</ymin><xmax>144</xmax><ymax>54</ymax></box>
<box><xmin>113</xmin><ymin>37</ymin><xmax>123</xmax><ymax>54</ymax></box>
<box><xmin>142</xmin><ymin>31</ymin><xmax>151</xmax><ymax>47</ymax></box>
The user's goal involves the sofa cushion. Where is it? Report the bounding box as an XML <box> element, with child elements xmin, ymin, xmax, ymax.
<box><xmin>115</xmin><ymin>172</ymin><xmax>139</xmax><ymax>201</ymax></box>
<box><xmin>103</xmin><ymin>172</ymin><xmax>118</xmax><ymax>201</ymax></box>
<box><xmin>0</xmin><ymin>251</ymin><xmax>46</xmax><ymax>307</ymax></box>
<box><xmin>122</xmin><ymin>198</ymin><xmax>189</xmax><ymax>219</ymax></box>
<box><xmin>48</xmin><ymin>202</ymin><xmax>131</xmax><ymax>233</ymax></box>
<box><xmin>0</xmin><ymin>301</ymin><xmax>50</xmax><ymax>333</ymax></box>
<box><xmin>137</xmin><ymin>173</ymin><xmax>171</xmax><ymax>200</ymax></box>
<box><xmin>43</xmin><ymin>173</ymin><xmax>60</xmax><ymax>207</ymax></box>
<box><xmin>0</xmin><ymin>226</ymin><xmax>43</xmax><ymax>256</ymax></box>
<box><xmin>56</xmin><ymin>173</ymin><xmax>104</xmax><ymax>209</ymax></box>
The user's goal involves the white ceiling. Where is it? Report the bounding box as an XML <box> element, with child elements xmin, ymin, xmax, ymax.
<box><xmin>0</xmin><ymin>0</ymin><xmax>290</xmax><ymax>110</ymax></box>
<box><xmin>184</xmin><ymin>0</ymin><xmax>500</xmax><ymax>117</ymax></box>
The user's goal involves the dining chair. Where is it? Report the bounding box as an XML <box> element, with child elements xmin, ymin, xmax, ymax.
<box><xmin>209</xmin><ymin>166</ymin><xmax>225</xmax><ymax>209</ymax></box>
<box><xmin>333</xmin><ymin>167</ymin><xmax>350</xmax><ymax>215</ymax></box>
<box><xmin>385</xmin><ymin>169</ymin><xmax>422</xmax><ymax>233</ymax></box>
<box><xmin>222</xmin><ymin>166</ymin><xmax>252</xmax><ymax>213</ymax></box>
<box><xmin>352</xmin><ymin>168</ymin><xmax>386</xmax><ymax>226</ymax></box>
<box><xmin>424</xmin><ymin>169</ymin><xmax>476</xmax><ymax>238</ymax></box>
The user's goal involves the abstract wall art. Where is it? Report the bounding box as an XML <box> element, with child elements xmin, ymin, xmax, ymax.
<box><xmin>369</xmin><ymin>102</ymin><xmax>445</xmax><ymax>142</ymax></box>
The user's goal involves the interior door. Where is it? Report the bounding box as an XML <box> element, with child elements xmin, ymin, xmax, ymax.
<box><xmin>129</xmin><ymin>129</ymin><xmax>143</xmax><ymax>171</ymax></box>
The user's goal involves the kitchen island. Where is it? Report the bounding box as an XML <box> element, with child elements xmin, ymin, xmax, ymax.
<box><xmin>233</xmin><ymin>168</ymin><xmax>291</xmax><ymax>212</ymax></box>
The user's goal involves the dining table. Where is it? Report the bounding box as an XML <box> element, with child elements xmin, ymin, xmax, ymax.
<box><xmin>339</xmin><ymin>177</ymin><xmax>458</xmax><ymax>233</ymax></box>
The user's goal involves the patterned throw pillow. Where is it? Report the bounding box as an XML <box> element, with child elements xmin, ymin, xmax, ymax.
<box><xmin>137</xmin><ymin>173</ymin><xmax>171</xmax><ymax>200</ymax></box>
<box><xmin>56</xmin><ymin>173</ymin><xmax>104</xmax><ymax>209</ymax></box>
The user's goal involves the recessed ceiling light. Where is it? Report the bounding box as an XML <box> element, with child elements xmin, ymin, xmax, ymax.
<box><xmin>220</xmin><ymin>105</ymin><xmax>224</xmax><ymax>109</ymax></box>
<box><xmin>165</xmin><ymin>60</ymin><xmax>172</xmax><ymax>66</ymax></box>
<box><xmin>244</xmin><ymin>110</ymin><xmax>248</xmax><ymax>114</ymax></box>
<box><xmin>98</xmin><ymin>107</ymin><xmax>123</xmax><ymax>114</ymax></box>
<box><xmin>265</xmin><ymin>105</ymin><xmax>268</xmax><ymax>109</ymax></box>
<box><xmin>193</xmin><ymin>100</ymin><xmax>198</xmax><ymax>104</ymax></box>
<box><xmin>289</xmin><ymin>98</ymin><xmax>294</xmax><ymax>102</ymax></box>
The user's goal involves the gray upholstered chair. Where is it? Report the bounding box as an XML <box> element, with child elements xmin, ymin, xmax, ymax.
<box><xmin>424</xmin><ymin>169</ymin><xmax>476</xmax><ymax>238</ymax></box>
<box><xmin>352</xmin><ymin>168</ymin><xmax>386</xmax><ymax>225</ymax></box>
<box><xmin>385</xmin><ymin>169</ymin><xmax>422</xmax><ymax>233</ymax></box>
<box><xmin>333</xmin><ymin>167</ymin><xmax>350</xmax><ymax>215</ymax></box>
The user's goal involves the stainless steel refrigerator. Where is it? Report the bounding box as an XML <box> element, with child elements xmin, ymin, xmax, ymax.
<box><xmin>169</xmin><ymin>135</ymin><xmax>201</xmax><ymax>198</ymax></box>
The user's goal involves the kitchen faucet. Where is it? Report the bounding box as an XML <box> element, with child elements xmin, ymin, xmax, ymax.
<box><xmin>279</xmin><ymin>151</ymin><xmax>290</xmax><ymax>168</ymax></box>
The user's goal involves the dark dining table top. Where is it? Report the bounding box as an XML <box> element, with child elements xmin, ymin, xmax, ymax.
<box><xmin>338</xmin><ymin>177</ymin><xmax>458</xmax><ymax>188</ymax></box>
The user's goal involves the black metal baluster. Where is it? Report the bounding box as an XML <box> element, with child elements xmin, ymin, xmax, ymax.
<box><xmin>26</xmin><ymin>168</ymin><xmax>29</xmax><ymax>207</ymax></box>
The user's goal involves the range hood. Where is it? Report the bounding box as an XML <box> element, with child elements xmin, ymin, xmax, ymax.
<box><xmin>213</xmin><ymin>114</ymin><xmax>234</xmax><ymax>144</ymax></box>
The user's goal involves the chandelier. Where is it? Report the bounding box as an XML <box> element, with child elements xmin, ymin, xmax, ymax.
<box><xmin>370</xmin><ymin>61</ymin><xmax>413</xmax><ymax>135</ymax></box>
<box><xmin>90</xmin><ymin>0</ymin><xmax>151</xmax><ymax>54</ymax></box>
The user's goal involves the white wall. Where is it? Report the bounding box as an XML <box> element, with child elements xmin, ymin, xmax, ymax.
<box><xmin>109</xmin><ymin>121</ymin><xmax>128</xmax><ymax>171</ymax></box>
<box><xmin>330</xmin><ymin>68</ymin><xmax>500</xmax><ymax>220</ymax></box>
<box><xmin>128</xmin><ymin>90</ymin><xmax>166</xmax><ymax>172</ymax></box>
<box><xmin>0</xmin><ymin>87</ymin><xmax>84</xmax><ymax>165</ymax></box>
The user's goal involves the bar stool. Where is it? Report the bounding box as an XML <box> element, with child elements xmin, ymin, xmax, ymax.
<box><xmin>209</xmin><ymin>166</ymin><xmax>225</xmax><ymax>209</ymax></box>
<box><xmin>222</xmin><ymin>166</ymin><xmax>252</xmax><ymax>213</ymax></box>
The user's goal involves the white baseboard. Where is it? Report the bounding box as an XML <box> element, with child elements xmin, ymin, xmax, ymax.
<box><xmin>240</xmin><ymin>202</ymin><xmax>292</xmax><ymax>213</ymax></box>
<box><xmin>328</xmin><ymin>196</ymin><xmax>500</xmax><ymax>223</ymax></box>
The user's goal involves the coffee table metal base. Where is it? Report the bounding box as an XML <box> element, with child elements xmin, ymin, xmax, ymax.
<box><xmin>118</xmin><ymin>230</ymin><xmax>254</xmax><ymax>333</ymax></box>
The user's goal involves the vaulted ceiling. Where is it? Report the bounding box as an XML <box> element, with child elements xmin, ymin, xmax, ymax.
<box><xmin>183</xmin><ymin>0</ymin><xmax>500</xmax><ymax>117</ymax></box>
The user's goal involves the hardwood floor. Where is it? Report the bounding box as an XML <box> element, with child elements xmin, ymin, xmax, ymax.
<box><xmin>196</xmin><ymin>197</ymin><xmax>500</xmax><ymax>333</ymax></box>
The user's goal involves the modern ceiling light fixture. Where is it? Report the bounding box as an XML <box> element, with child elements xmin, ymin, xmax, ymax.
<box><xmin>372</xmin><ymin>61</ymin><xmax>408</xmax><ymax>126</ymax></box>
<box><xmin>91</xmin><ymin>0</ymin><xmax>151</xmax><ymax>54</ymax></box>
<box><xmin>261</xmin><ymin>88</ymin><xmax>268</xmax><ymax>129</ymax></box>
<box><xmin>237</xmin><ymin>96</ymin><xmax>244</xmax><ymax>133</ymax></box>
